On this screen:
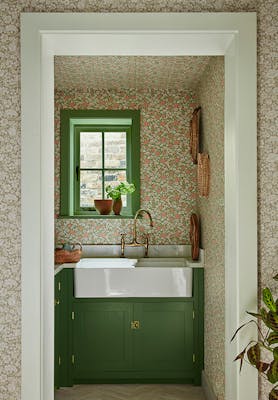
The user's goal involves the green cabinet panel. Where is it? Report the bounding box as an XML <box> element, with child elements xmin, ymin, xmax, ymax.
<box><xmin>73</xmin><ymin>302</ymin><xmax>132</xmax><ymax>380</ymax></box>
<box><xmin>54</xmin><ymin>269</ymin><xmax>74</xmax><ymax>388</ymax></box>
<box><xmin>54</xmin><ymin>273</ymin><xmax>61</xmax><ymax>387</ymax></box>
<box><xmin>55</xmin><ymin>268</ymin><xmax>204</xmax><ymax>385</ymax></box>
<box><xmin>133</xmin><ymin>302</ymin><xmax>194</xmax><ymax>375</ymax></box>
<box><xmin>72</xmin><ymin>299</ymin><xmax>197</xmax><ymax>383</ymax></box>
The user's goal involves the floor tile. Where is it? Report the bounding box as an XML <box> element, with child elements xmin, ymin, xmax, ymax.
<box><xmin>55</xmin><ymin>384</ymin><xmax>206</xmax><ymax>400</ymax></box>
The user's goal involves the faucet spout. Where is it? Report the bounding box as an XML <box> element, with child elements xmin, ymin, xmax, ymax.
<box><xmin>120</xmin><ymin>209</ymin><xmax>153</xmax><ymax>257</ymax></box>
<box><xmin>133</xmin><ymin>209</ymin><xmax>153</xmax><ymax>244</ymax></box>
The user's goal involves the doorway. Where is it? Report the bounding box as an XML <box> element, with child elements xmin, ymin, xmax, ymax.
<box><xmin>21</xmin><ymin>12</ymin><xmax>257</xmax><ymax>400</ymax></box>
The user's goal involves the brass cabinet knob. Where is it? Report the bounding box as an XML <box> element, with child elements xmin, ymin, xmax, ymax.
<box><xmin>131</xmin><ymin>320</ymin><xmax>140</xmax><ymax>329</ymax></box>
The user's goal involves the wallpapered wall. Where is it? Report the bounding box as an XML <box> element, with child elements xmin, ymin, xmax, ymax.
<box><xmin>1</xmin><ymin>1</ymin><xmax>277</xmax><ymax>399</ymax></box>
<box><xmin>55</xmin><ymin>88</ymin><xmax>199</xmax><ymax>244</ymax></box>
<box><xmin>197</xmin><ymin>57</ymin><xmax>225</xmax><ymax>400</ymax></box>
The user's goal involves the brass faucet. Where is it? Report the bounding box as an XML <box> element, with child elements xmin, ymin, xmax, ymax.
<box><xmin>121</xmin><ymin>209</ymin><xmax>153</xmax><ymax>257</ymax></box>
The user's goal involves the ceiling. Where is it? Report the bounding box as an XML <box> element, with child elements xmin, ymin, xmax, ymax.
<box><xmin>54</xmin><ymin>56</ymin><xmax>214</xmax><ymax>91</ymax></box>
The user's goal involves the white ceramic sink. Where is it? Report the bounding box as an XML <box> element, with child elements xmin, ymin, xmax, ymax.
<box><xmin>74</xmin><ymin>258</ymin><xmax>192</xmax><ymax>298</ymax></box>
<box><xmin>76</xmin><ymin>257</ymin><xmax>138</xmax><ymax>268</ymax></box>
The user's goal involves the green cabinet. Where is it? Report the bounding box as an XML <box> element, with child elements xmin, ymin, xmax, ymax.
<box><xmin>73</xmin><ymin>302</ymin><xmax>133</xmax><ymax>381</ymax></box>
<box><xmin>133</xmin><ymin>302</ymin><xmax>194</xmax><ymax>378</ymax></box>
<box><xmin>55</xmin><ymin>268</ymin><xmax>204</xmax><ymax>386</ymax></box>
<box><xmin>72</xmin><ymin>299</ymin><xmax>197</xmax><ymax>383</ymax></box>
<box><xmin>54</xmin><ymin>272</ymin><xmax>60</xmax><ymax>387</ymax></box>
<box><xmin>54</xmin><ymin>269</ymin><xmax>74</xmax><ymax>388</ymax></box>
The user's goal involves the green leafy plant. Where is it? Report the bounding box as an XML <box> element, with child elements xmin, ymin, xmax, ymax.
<box><xmin>231</xmin><ymin>274</ymin><xmax>278</xmax><ymax>400</ymax></box>
<box><xmin>105</xmin><ymin>181</ymin><xmax>135</xmax><ymax>200</ymax></box>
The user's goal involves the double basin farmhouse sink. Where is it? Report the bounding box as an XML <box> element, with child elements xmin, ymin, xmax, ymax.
<box><xmin>74</xmin><ymin>257</ymin><xmax>194</xmax><ymax>298</ymax></box>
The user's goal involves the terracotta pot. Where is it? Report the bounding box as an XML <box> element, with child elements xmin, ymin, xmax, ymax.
<box><xmin>113</xmin><ymin>198</ymin><xmax>122</xmax><ymax>215</ymax></box>
<box><xmin>94</xmin><ymin>199</ymin><xmax>112</xmax><ymax>215</ymax></box>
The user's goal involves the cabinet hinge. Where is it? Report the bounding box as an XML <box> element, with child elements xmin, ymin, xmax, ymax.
<box><xmin>58</xmin><ymin>356</ymin><xmax>61</xmax><ymax>366</ymax></box>
<box><xmin>58</xmin><ymin>282</ymin><xmax>61</xmax><ymax>291</ymax></box>
<box><xmin>72</xmin><ymin>354</ymin><xmax>75</xmax><ymax>364</ymax></box>
<box><xmin>193</xmin><ymin>354</ymin><xmax>196</xmax><ymax>363</ymax></box>
<box><xmin>71</xmin><ymin>311</ymin><xmax>75</xmax><ymax>320</ymax></box>
<box><xmin>192</xmin><ymin>310</ymin><xmax>195</xmax><ymax>320</ymax></box>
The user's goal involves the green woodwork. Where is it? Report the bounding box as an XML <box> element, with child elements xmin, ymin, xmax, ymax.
<box><xmin>133</xmin><ymin>302</ymin><xmax>194</xmax><ymax>376</ymax></box>
<box><xmin>54</xmin><ymin>269</ymin><xmax>74</xmax><ymax>388</ymax></box>
<box><xmin>73</xmin><ymin>302</ymin><xmax>133</xmax><ymax>381</ymax></box>
<box><xmin>60</xmin><ymin>109</ymin><xmax>140</xmax><ymax>218</ymax></box>
<box><xmin>192</xmin><ymin>268</ymin><xmax>204</xmax><ymax>385</ymax></box>
<box><xmin>54</xmin><ymin>272</ymin><xmax>60</xmax><ymax>387</ymax></box>
<box><xmin>54</xmin><ymin>268</ymin><xmax>204</xmax><ymax>386</ymax></box>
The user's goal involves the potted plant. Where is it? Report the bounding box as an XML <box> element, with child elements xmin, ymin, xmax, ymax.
<box><xmin>105</xmin><ymin>182</ymin><xmax>135</xmax><ymax>215</ymax></box>
<box><xmin>93</xmin><ymin>198</ymin><xmax>113</xmax><ymax>215</ymax></box>
<box><xmin>231</xmin><ymin>273</ymin><xmax>278</xmax><ymax>400</ymax></box>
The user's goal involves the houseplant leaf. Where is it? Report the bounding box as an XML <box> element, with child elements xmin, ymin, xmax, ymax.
<box><xmin>256</xmin><ymin>361</ymin><xmax>269</xmax><ymax>373</ymax></box>
<box><xmin>263</xmin><ymin>288</ymin><xmax>277</xmax><ymax>312</ymax></box>
<box><xmin>247</xmin><ymin>311</ymin><xmax>263</xmax><ymax>320</ymax></box>
<box><xmin>268</xmin><ymin>333</ymin><xmax>278</xmax><ymax>346</ymax></box>
<box><xmin>267</xmin><ymin>360</ymin><xmax>278</xmax><ymax>384</ymax></box>
<box><xmin>267</xmin><ymin>311</ymin><xmax>278</xmax><ymax>333</ymax></box>
<box><xmin>261</xmin><ymin>307</ymin><xmax>270</xmax><ymax>325</ymax></box>
<box><xmin>247</xmin><ymin>343</ymin><xmax>260</xmax><ymax>365</ymax></box>
<box><xmin>234</xmin><ymin>349</ymin><xmax>246</xmax><ymax>372</ymax></box>
<box><xmin>274</xmin><ymin>347</ymin><xmax>278</xmax><ymax>362</ymax></box>
<box><xmin>231</xmin><ymin>321</ymin><xmax>254</xmax><ymax>342</ymax></box>
<box><xmin>269</xmin><ymin>388</ymin><xmax>278</xmax><ymax>400</ymax></box>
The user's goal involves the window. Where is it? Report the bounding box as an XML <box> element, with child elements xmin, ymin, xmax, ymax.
<box><xmin>60</xmin><ymin>110</ymin><xmax>140</xmax><ymax>217</ymax></box>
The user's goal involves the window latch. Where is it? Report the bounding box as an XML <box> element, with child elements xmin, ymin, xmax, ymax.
<box><xmin>76</xmin><ymin>166</ymin><xmax>79</xmax><ymax>181</ymax></box>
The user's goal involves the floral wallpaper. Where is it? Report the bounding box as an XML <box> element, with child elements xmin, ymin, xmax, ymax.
<box><xmin>55</xmin><ymin>88</ymin><xmax>199</xmax><ymax>244</ymax></box>
<box><xmin>0</xmin><ymin>1</ymin><xmax>277</xmax><ymax>399</ymax></box>
<box><xmin>54</xmin><ymin>56</ymin><xmax>212</xmax><ymax>91</ymax></box>
<box><xmin>196</xmin><ymin>57</ymin><xmax>225</xmax><ymax>400</ymax></box>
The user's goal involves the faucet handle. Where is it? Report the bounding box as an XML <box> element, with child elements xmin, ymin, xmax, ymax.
<box><xmin>144</xmin><ymin>233</ymin><xmax>150</xmax><ymax>257</ymax></box>
<box><xmin>120</xmin><ymin>233</ymin><xmax>126</xmax><ymax>257</ymax></box>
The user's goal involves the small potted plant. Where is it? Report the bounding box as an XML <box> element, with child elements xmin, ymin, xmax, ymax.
<box><xmin>93</xmin><ymin>198</ymin><xmax>113</xmax><ymax>215</ymax></box>
<box><xmin>105</xmin><ymin>182</ymin><xmax>135</xmax><ymax>215</ymax></box>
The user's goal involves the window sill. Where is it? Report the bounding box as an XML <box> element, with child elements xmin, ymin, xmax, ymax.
<box><xmin>57</xmin><ymin>214</ymin><xmax>135</xmax><ymax>219</ymax></box>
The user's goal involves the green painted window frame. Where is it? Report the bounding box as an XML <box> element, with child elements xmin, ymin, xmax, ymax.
<box><xmin>60</xmin><ymin>110</ymin><xmax>140</xmax><ymax>218</ymax></box>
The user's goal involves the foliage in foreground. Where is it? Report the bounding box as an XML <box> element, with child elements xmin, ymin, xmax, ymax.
<box><xmin>231</xmin><ymin>274</ymin><xmax>278</xmax><ymax>399</ymax></box>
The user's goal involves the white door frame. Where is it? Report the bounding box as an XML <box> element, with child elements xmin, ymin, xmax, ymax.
<box><xmin>21</xmin><ymin>12</ymin><xmax>257</xmax><ymax>400</ymax></box>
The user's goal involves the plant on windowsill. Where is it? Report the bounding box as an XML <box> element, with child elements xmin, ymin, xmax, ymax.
<box><xmin>105</xmin><ymin>182</ymin><xmax>136</xmax><ymax>215</ymax></box>
<box><xmin>93</xmin><ymin>199</ymin><xmax>113</xmax><ymax>215</ymax></box>
<box><xmin>231</xmin><ymin>274</ymin><xmax>278</xmax><ymax>400</ymax></box>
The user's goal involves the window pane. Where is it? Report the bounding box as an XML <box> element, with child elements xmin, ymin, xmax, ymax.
<box><xmin>80</xmin><ymin>170</ymin><xmax>102</xmax><ymax>208</ymax></box>
<box><xmin>104</xmin><ymin>170</ymin><xmax>127</xmax><ymax>206</ymax></box>
<box><xmin>80</xmin><ymin>132</ymin><xmax>102</xmax><ymax>169</ymax></box>
<box><xmin>104</xmin><ymin>132</ymin><xmax>126</xmax><ymax>169</ymax></box>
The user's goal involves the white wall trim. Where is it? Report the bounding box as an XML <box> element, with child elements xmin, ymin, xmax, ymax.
<box><xmin>21</xmin><ymin>12</ymin><xmax>257</xmax><ymax>400</ymax></box>
<box><xmin>202</xmin><ymin>370</ymin><xmax>218</xmax><ymax>400</ymax></box>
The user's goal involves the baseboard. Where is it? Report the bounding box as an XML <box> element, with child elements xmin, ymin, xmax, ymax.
<box><xmin>202</xmin><ymin>371</ymin><xmax>218</xmax><ymax>400</ymax></box>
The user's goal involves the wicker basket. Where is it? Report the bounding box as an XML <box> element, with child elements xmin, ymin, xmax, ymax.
<box><xmin>189</xmin><ymin>107</ymin><xmax>201</xmax><ymax>164</ymax></box>
<box><xmin>55</xmin><ymin>243</ymin><xmax>82</xmax><ymax>264</ymax></box>
<box><xmin>189</xmin><ymin>213</ymin><xmax>200</xmax><ymax>261</ymax></box>
<box><xmin>197</xmin><ymin>152</ymin><xmax>210</xmax><ymax>197</ymax></box>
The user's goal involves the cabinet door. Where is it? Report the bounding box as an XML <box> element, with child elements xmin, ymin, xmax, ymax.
<box><xmin>54</xmin><ymin>273</ymin><xmax>61</xmax><ymax>387</ymax></box>
<box><xmin>73</xmin><ymin>302</ymin><xmax>132</xmax><ymax>379</ymax></box>
<box><xmin>133</xmin><ymin>301</ymin><xmax>194</xmax><ymax>376</ymax></box>
<box><xmin>55</xmin><ymin>269</ymin><xmax>73</xmax><ymax>387</ymax></box>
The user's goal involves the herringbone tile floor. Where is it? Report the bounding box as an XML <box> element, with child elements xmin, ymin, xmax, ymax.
<box><xmin>55</xmin><ymin>384</ymin><xmax>206</xmax><ymax>400</ymax></box>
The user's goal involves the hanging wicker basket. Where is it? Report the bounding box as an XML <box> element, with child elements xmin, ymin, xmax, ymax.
<box><xmin>55</xmin><ymin>243</ymin><xmax>82</xmax><ymax>264</ymax></box>
<box><xmin>189</xmin><ymin>213</ymin><xmax>200</xmax><ymax>261</ymax></box>
<box><xmin>189</xmin><ymin>106</ymin><xmax>201</xmax><ymax>164</ymax></box>
<box><xmin>197</xmin><ymin>152</ymin><xmax>210</xmax><ymax>197</ymax></box>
